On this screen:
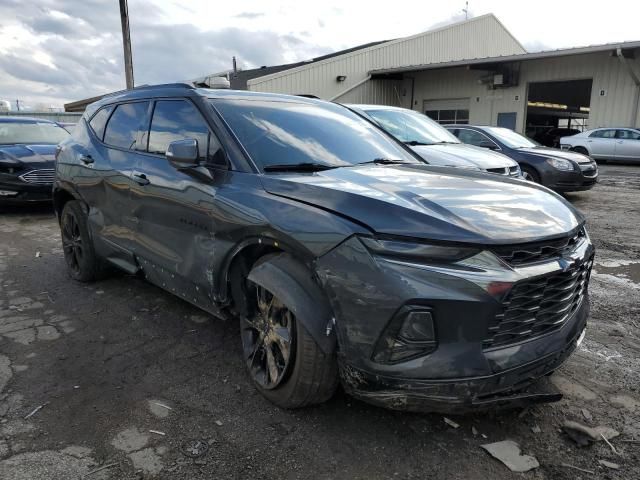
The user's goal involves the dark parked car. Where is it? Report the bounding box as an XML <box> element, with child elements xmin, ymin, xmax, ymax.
<box><xmin>534</xmin><ymin>127</ymin><xmax>581</xmax><ymax>148</ymax></box>
<box><xmin>0</xmin><ymin>116</ymin><xmax>69</xmax><ymax>203</ymax></box>
<box><xmin>54</xmin><ymin>84</ymin><xmax>594</xmax><ymax>412</ymax></box>
<box><xmin>446</xmin><ymin>125</ymin><xmax>598</xmax><ymax>192</ymax></box>
<box><xmin>346</xmin><ymin>105</ymin><xmax>521</xmax><ymax>177</ymax></box>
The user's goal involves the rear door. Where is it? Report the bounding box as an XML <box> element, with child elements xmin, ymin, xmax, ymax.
<box><xmin>85</xmin><ymin>101</ymin><xmax>151</xmax><ymax>270</ymax></box>
<box><xmin>614</xmin><ymin>129</ymin><xmax>640</xmax><ymax>161</ymax></box>
<box><xmin>586</xmin><ymin>129</ymin><xmax>617</xmax><ymax>159</ymax></box>
<box><xmin>129</xmin><ymin>98</ymin><xmax>229</xmax><ymax>308</ymax></box>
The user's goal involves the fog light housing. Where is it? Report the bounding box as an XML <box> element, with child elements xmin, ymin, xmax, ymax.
<box><xmin>0</xmin><ymin>190</ymin><xmax>18</xmax><ymax>197</ymax></box>
<box><xmin>373</xmin><ymin>307</ymin><xmax>437</xmax><ymax>364</ymax></box>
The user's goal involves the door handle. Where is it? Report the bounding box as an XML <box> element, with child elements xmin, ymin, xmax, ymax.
<box><xmin>79</xmin><ymin>154</ymin><xmax>94</xmax><ymax>164</ymax></box>
<box><xmin>132</xmin><ymin>172</ymin><xmax>150</xmax><ymax>186</ymax></box>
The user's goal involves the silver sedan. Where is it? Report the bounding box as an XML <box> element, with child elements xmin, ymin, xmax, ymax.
<box><xmin>560</xmin><ymin>128</ymin><xmax>640</xmax><ymax>162</ymax></box>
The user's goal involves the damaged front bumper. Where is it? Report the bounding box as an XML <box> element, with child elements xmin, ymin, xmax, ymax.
<box><xmin>341</xmin><ymin>299</ymin><xmax>587</xmax><ymax>413</ymax></box>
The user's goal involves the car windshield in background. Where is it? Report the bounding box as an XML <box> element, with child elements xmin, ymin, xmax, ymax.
<box><xmin>364</xmin><ymin>108</ymin><xmax>460</xmax><ymax>146</ymax></box>
<box><xmin>0</xmin><ymin>121</ymin><xmax>70</xmax><ymax>145</ymax></box>
<box><xmin>485</xmin><ymin>127</ymin><xmax>539</xmax><ymax>149</ymax></box>
<box><xmin>211</xmin><ymin>99</ymin><xmax>418</xmax><ymax>170</ymax></box>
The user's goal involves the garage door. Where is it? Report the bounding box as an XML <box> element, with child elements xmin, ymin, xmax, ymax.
<box><xmin>424</xmin><ymin>98</ymin><xmax>470</xmax><ymax>125</ymax></box>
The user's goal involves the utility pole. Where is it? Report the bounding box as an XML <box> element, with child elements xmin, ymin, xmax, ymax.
<box><xmin>119</xmin><ymin>0</ymin><xmax>134</xmax><ymax>89</ymax></box>
<box><xmin>15</xmin><ymin>99</ymin><xmax>20</xmax><ymax>112</ymax></box>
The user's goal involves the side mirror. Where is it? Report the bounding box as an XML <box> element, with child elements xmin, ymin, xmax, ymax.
<box><xmin>166</xmin><ymin>139</ymin><xmax>199</xmax><ymax>168</ymax></box>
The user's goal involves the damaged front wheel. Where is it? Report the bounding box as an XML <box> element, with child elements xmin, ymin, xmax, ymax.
<box><xmin>240</xmin><ymin>255</ymin><xmax>338</xmax><ymax>408</ymax></box>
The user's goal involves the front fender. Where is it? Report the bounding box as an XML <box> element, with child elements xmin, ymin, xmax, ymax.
<box><xmin>247</xmin><ymin>253</ymin><xmax>337</xmax><ymax>355</ymax></box>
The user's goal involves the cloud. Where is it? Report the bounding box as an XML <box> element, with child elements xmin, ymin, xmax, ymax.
<box><xmin>234</xmin><ymin>12</ymin><xmax>264</xmax><ymax>19</ymax></box>
<box><xmin>0</xmin><ymin>0</ymin><xmax>329</xmax><ymax>107</ymax></box>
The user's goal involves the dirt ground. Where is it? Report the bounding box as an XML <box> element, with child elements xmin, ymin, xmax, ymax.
<box><xmin>0</xmin><ymin>164</ymin><xmax>639</xmax><ymax>480</ymax></box>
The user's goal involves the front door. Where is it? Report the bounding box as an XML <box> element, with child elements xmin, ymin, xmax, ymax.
<box><xmin>587</xmin><ymin>129</ymin><xmax>617</xmax><ymax>158</ymax></box>
<box><xmin>129</xmin><ymin>98</ymin><xmax>229</xmax><ymax>310</ymax></box>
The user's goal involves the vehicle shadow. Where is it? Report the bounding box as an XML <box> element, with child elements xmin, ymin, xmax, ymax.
<box><xmin>0</xmin><ymin>203</ymin><xmax>56</xmax><ymax>218</ymax></box>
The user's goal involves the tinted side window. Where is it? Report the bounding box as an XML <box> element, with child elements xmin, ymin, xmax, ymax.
<box><xmin>88</xmin><ymin>106</ymin><xmax>113</xmax><ymax>140</ymax></box>
<box><xmin>616</xmin><ymin>129</ymin><xmax>640</xmax><ymax>140</ymax></box>
<box><xmin>104</xmin><ymin>102</ymin><xmax>150</xmax><ymax>149</ymax></box>
<box><xmin>457</xmin><ymin>129</ymin><xmax>493</xmax><ymax>147</ymax></box>
<box><xmin>148</xmin><ymin>100</ymin><xmax>209</xmax><ymax>158</ymax></box>
<box><xmin>590</xmin><ymin>129</ymin><xmax>615</xmax><ymax>139</ymax></box>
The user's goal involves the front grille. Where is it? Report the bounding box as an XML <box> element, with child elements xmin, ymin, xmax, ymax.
<box><xmin>483</xmin><ymin>256</ymin><xmax>593</xmax><ymax>349</ymax></box>
<box><xmin>487</xmin><ymin>167</ymin><xmax>509</xmax><ymax>175</ymax></box>
<box><xmin>18</xmin><ymin>169</ymin><xmax>55</xmax><ymax>185</ymax></box>
<box><xmin>491</xmin><ymin>228</ymin><xmax>586</xmax><ymax>266</ymax></box>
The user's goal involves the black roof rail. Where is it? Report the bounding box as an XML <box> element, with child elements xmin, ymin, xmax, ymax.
<box><xmin>102</xmin><ymin>83</ymin><xmax>195</xmax><ymax>98</ymax></box>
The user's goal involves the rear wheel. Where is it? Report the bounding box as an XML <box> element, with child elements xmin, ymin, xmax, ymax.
<box><xmin>60</xmin><ymin>201</ymin><xmax>105</xmax><ymax>282</ymax></box>
<box><xmin>240</xmin><ymin>256</ymin><xmax>338</xmax><ymax>408</ymax></box>
<box><xmin>521</xmin><ymin>165</ymin><xmax>541</xmax><ymax>184</ymax></box>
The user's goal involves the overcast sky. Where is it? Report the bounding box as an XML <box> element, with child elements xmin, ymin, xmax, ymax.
<box><xmin>1</xmin><ymin>0</ymin><xmax>639</xmax><ymax>109</ymax></box>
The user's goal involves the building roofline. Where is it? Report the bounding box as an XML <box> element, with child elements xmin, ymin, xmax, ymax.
<box><xmin>370</xmin><ymin>40</ymin><xmax>640</xmax><ymax>75</ymax></box>
<box><xmin>248</xmin><ymin>13</ymin><xmax>503</xmax><ymax>86</ymax></box>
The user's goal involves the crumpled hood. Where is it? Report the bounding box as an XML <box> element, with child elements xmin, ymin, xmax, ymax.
<box><xmin>411</xmin><ymin>143</ymin><xmax>517</xmax><ymax>170</ymax></box>
<box><xmin>0</xmin><ymin>144</ymin><xmax>56</xmax><ymax>167</ymax></box>
<box><xmin>519</xmin><ymin>146</ymin><xmax>592</xmax><ymax>164</ymax></box>
<box><xmin>261</xmin><ymin>164</ymin><xmax>582</xmax><ymax>244</ymax></box>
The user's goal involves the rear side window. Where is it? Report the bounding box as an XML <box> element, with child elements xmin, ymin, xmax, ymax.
<box><xmin>104</xmin><ymin>101</ymin><xmax>150</xmax><ymax>149</ymax></box>
<box><xmin>88</xmin><ymin>106</ymin><xmax>113</xmax><ymax>140</ymax></box>
<box><xmin>148</xmin><ymin>100</ymin><xmax>209</xmax><ymax>158</ymax></box>
<box><xmin>616</xmin><ymin>129</ymin><xmax>640</xmax><ymax>140</ymax></box>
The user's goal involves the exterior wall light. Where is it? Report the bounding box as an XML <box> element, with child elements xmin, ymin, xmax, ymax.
<box><xmin>336</xmin><ymin>75</ymin><xmax>347</xmax><ymax>82</ymax></box>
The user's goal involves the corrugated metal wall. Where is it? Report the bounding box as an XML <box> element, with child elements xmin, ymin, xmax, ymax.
<box><xmin>248</xmin><ymin>15</ymin><xmax>525</xmax><ymax>103</ymax></box>
<box><xmin>0</xmin><ymin>111</ymin><xmax>82</xmax><ymax>123</ymax></box>
<box><xmin>411</xmin><ymin>51</ymin><xmax>640</xmax><ymax>131</ymax></box>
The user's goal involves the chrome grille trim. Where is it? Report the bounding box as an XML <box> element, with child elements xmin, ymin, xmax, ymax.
<box><xmin>18</xmin><ymin>169</ymin><xmax>55</xmax><ymax>185</ymax></box>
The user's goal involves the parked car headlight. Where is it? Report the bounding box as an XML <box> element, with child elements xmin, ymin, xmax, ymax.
<box><xmin>546</xmin><ymin>157</ymin><xmax>574</xmax><ymax>171</ymax></box>
<box><xmin>359</xmin><ymin>237</ymin><xmax>480</xmax><ymax>263</ymax></box>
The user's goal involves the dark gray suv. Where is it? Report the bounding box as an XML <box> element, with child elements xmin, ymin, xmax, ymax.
<box><xmin>54</xmin><ymin>84</ymin><xmax>594</xmax><ymax>412</ymax></box>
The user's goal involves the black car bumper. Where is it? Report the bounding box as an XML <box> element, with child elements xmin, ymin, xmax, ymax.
<box><xmin>317</xmin><ymin>235</ymin><xmax>593</xmax><ymax>413</ymax></box>
<box><xmin>542</xmin><ymin>167</ymin><xmax>598</xmax><ymax>192</ymax></box>
<box><xmin>0</xmin><ymin>176</ymin><xmax>53</xmax><ymax>204</ymax></box>
<box><xmin>341</xmin><ymin>300</ymin><xmax>587</xmax><ymax>413</ymax></box>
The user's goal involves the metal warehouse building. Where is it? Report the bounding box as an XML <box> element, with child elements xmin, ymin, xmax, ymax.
<box><xmin>242</xmin><ymin>14</ymin><xmax>640</xmax><ymax>136</ymax></box>
<box><xmin>66</xmin><ymin>13</ymin><xmax>640</xmax><ymax>137</ymax></box>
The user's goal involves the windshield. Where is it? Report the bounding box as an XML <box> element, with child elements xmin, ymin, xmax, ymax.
<box><xmin>211</xmin><ymin>99</ymin><xmax>418</xmax><ymax>170</ymax></box>
<box><xmin>484</xmin><ymin>127</ymin><xmax>539</xmax><ymax>148</ymax></box>
<box><xmin>0</xmin><ymin>121</ymin><xmax>70</xmax><ymax>145</ymax></box>
<box><xmin>363</xmin><ymin>108</ymin><xmax>460</xmax><ymax>145</ymax></box>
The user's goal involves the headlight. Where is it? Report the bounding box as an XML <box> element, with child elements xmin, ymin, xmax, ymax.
<box><xmin>359</xmin><ymin>237</ymin><xmax>480</xmax><ymax>263</ymax></box>
<box><xmin>546</xmin><ymin>157</ymin><xmax>574</xmax><ymax>171</ymax></box>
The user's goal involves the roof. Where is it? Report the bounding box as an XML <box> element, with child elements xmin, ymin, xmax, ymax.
<box><xmin>193</xmin><ymin>39</ymin><xmax>390</xmax><ymax>90</ymax></box>
<box><xmin>370</xmin><ymin>40</ymin><xmax>640</xmax><ymax>75</ymax></box>
<box><xmin>248</xmin><ymin>14</ymin><xmax>526</xmax><ymax>90</ymax></box>
<box><xmin>82</xmin><ymin>84</ymin><xmax>330</xmax><ymax>116</ymax></box>
<box><xmin>0</xmin><ymin>116</ymin><xmax>56</xmax><ymax>123</ymax></box>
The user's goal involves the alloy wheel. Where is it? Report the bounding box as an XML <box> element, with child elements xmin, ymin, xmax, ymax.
<box><xmin>61</xmin><ymin>211</ymin><xmax>83</xmax><ymax>274</ymax></box>
<box><xmin>241</xmin><ymin>284</ymin><xmax>295</xmax><ymax>389</ymax></box>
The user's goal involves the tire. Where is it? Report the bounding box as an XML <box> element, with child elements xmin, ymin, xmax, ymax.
<box><xmin>60</xmin><ymin>200</ymin><xmax>105</xmax><ymax>282</ymax></box>
<box><xmin>521</xmin><ymin>165</ymin><xmax>541</xmax><ymax>184</ymax></box>
<box><xmin>239</xmin><ymin>255</ymin><xmax>338</xmax><ymax>408</ymax></box>
<box><xmin>572</xmin><ymin>146</ymin><xmax>589</xmax><ymax>156</ymax></box>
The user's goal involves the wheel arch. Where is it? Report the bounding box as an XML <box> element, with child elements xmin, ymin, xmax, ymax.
<box><xmin>53</xmin><ymin>186</ymin><xmax>85</xmax><ymax>221</ymax></box>
<box><xmin>221</xmin><ymin>237</ymin><xmax>337</xmax><ymax>355</ymax></box>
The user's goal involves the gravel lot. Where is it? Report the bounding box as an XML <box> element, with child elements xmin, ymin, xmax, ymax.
<box><xmin>1</xmin><ymin>164</ymin><xmax>639</xmax><ymax>479</ymax></box>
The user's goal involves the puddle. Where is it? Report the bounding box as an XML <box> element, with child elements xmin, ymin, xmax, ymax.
<box><xmin>594</xmin><ymin>259</ymin><xmax>640</xmax><ymax>284</ymax></box>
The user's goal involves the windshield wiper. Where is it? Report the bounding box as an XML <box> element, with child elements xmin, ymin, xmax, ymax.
<box><xmin>404</xmin><ymin>140</ymin><xmax>432</xmax><ymax>146</ymax></box>
<box><xmin>263</xmin><ymin>162</ymin><xmax>339</xmax><ymax>172</ymax></box>
<box><xmin>356</xmin><ymin>158</ymin><xmax>411</xmax><ymax>166</ymax></box>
